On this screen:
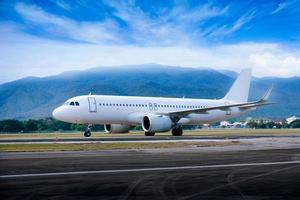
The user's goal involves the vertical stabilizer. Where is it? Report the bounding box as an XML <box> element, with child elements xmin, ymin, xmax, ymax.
<box><xmin>223</xmin><ymin>69</ymin><xmax>252</xmax><ymax>102</ymax></box>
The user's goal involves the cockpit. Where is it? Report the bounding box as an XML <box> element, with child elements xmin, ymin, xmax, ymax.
<box><xmin>63</xmin><ymin>101</ymin><xmax>80</xmax><ymax>106</ymax></box>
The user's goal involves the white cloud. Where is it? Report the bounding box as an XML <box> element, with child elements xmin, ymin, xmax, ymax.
<box><xmin>103</xmin><ymin>0</ymin><xmax>229</xmax><ymax>45</ymax></box>
<box><xmin>1</xmin><ymin>1</ymin><xmax>300</xmax><ymax>83</ymax></box>
<box><xmin>208</xmin><ymin>10</ymin><xmax>256</xmax><ymax>37</ymax></box>
<box><xmin>1</xmin><ymin>24</ymin><xmax>299</xmax><ymax>83</ymax></box>
<box><xmin>15</xmin><ymin>2</ymin><xmax>120</xmax><ymax>43</ymax></box>
<box><xmin>52</xmin><ymin>0</ymin><xmax>71</xmax><ymax>11</ymax></box>
<box><xmin>271</xmin><ymin>0</ymin><xmax>300</xmax><ymax>14</ymax></box>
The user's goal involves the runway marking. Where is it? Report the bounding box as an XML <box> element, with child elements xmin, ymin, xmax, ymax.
<box><xmin>1</xmin><ymin>160</ymin><xmax>299</xmax><ymax>179</ymax></box>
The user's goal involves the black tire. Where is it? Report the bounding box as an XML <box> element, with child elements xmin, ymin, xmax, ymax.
<box><xmin>145</xmin><ymin>132</ymin><xmax>155</xmax><ymax>136</ymax></box>
<box><xmin>84</xmin><ymin>131</ymin><xmax>91</xmax><ymax>137</ymax></box>
<box><xmin>172</xmin><ymin>128</ymin><xmax>183</xmax><ymax>136</ymax></box>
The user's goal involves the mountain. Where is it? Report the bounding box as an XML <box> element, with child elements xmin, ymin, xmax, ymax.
<box><xmin>0</xmin><ymin>64</ymin><xmax>299</xmax><ymax>119</ymax></box>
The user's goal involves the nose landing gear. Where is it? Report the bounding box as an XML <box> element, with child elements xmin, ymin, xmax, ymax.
<box><xmin>84</xmin><ymin>124</ymin><xmax>92</xmax><ymax>137</ymax></box>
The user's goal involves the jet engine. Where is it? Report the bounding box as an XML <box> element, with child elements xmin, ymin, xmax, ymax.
<box><xmin>142</xmin><ymin>114</ymin><xmax>173</xmax><ymax>132</ymax></box>
<box><xmin>104</xmin><ymin>124</ymin><xmax>131</xmax><ymax>133</ymax></box>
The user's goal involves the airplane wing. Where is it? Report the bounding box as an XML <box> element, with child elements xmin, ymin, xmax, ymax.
<box><xmin>166</xmin><ymin>86</ymin><xmax>274</xmax><ymax>119</ymax></box>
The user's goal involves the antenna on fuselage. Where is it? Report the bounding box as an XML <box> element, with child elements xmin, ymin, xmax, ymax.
<box><xmin>89</xmin><ymin>92</ymin><xmax>92</xmax><ymax>95</ymax></box>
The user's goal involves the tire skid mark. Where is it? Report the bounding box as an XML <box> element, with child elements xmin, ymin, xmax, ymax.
<box><xmin>178</xmin><ymin>164</ymin><xmax>299</xmax><ymax>200</ymax></box>
<box><xmin>227</xmin><ymin>168</ymin><xmax>249</xmax><ymax>200</ymax></box>
<box><xmin>119</xmin><ymin>174</ymin><xmax>154</xmax><ymax>200</ymax></box>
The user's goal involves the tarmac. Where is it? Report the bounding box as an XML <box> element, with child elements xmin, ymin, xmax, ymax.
<box><xmin>0</xmin><ymin>140</ymin><xmax>300</xmax><ymax>200</ymax></box>
<box><xmin>1</xmin><ymin>134</ymin><xmax>300</xmax><ymax>144</ymax></box>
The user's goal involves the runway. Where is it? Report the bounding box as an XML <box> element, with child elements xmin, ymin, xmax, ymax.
<box><xmin>1</xmin><ymin>135</ymin><xmax>300</xmax><ymax>144</ymax></box>
<box><xmin>1</xmin><ymin>148</ymin><xmax>300</xmax><ymax>199</ymax></box>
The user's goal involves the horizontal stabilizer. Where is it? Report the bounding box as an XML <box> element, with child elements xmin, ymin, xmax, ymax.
<box><xmin>239</xmin><ymin>102</ymin><xmax>275</xmax><ymax>110</ymax></box>
<box><xmin>260</xmin><ymin>86</ymin><xmax>273</xmax><ymax>102</ymax></box>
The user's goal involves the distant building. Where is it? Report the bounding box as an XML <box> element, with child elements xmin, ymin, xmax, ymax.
<box><xmin>232</xmin><ymin>122</ymin><xmax>245</xmax><ymax>128</ymax></box>
<box><xmin>286</xmin><ymin>116</ymin><xmax>300</xmax><ymax>124</ymax></box>
<box><xmin>202</xmin><ymin>124</ymin><xmax>211</xmax><ymax>129</ymax></box>
<box><xmin>246</xmin><ymin>117</ymin><xmax>272</xmax><ymax>124</ymax></box>
<box><xmin>220</xmin><ymin>121</ymin><xmax>245</xmax><ymax>128</ymax></box>
<box><xmin>270</xmin><ymin>118</ymin><xmax>287</xmax><ymax>125</ymax></box>
<box><xmin>220</xmin><ymin>121</ymin><xmax>231</xmax><ymax>127</ymax></box>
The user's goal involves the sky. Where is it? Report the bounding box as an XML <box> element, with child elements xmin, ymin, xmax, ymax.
<box><xmin>0</xmin><ymin>0</ymin><xmax>300</xmax><ymax>83</ymax></box>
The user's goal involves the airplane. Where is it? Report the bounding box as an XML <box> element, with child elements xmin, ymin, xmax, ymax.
<box><xmin>52</xmin><ymin>69</ymin><xmax>273</xmax><ymax>137</ymax></box>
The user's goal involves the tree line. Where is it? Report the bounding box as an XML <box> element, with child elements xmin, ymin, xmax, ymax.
<box><xmin>0</xmin><ymin>118</ymin><xmax>299</xmax><ymax>133</ymax></box>
<box><xmin>0</xmin><ymin>118</ymin><xmax>104</xmax><ymax>133</ymax></box>
<box><xmin>246</xmin><ymin>120</ymin><xmax>300</xmax><ymax>129</ymax></box>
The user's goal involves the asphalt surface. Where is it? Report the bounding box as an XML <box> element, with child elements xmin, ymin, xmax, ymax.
<box><xmin>1</xmin><ymin>148</ymin><xmax>300</xmax><ymax>200</ymax></box>
<box><xmin>1</xmin><ymin>135</ymin><xmax>300</xmax><ymax>144</ymax></box>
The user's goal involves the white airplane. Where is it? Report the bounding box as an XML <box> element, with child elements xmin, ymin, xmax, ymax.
<box><xmin>52</xmin><ymin>69</ymin><xmax>273</xmax><ymax>137</ymax></box>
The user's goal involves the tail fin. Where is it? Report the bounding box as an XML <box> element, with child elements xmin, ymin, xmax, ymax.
<box><xmin>223</xmin><ymin>69</ymin><xmax>252</xmax><ymax>102</ymax></box>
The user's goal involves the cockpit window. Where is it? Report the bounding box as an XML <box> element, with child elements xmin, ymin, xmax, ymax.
<box><xmin>63</xmin><ymin>101</ymin><xmax>79</xmax><ymax>106</ymax></box>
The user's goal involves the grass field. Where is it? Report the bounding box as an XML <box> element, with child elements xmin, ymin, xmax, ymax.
<box><xmin>0</xmin><ymin>142</ymin><xmax>184</xmax><ymax>152</ymax></box>
<box><xmin>0</xmin><ymin>141</ymin><xmax>243</xmax><ymax>152</ymax></box>
<box><xmin>0</xmin><ymin>128</ymin><xmax>300</xmax><ymax>139</ymax></box>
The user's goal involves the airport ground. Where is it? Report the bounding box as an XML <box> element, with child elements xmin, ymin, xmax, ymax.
<box><xmin>0</xmin><ymin>129</ymin><xmax>300</xmax><ymax>199</ymax></box>
<box><xmin>1</xmin><ymin>128</ymin><xmax>300</xmax><ymax>139</ymax></box>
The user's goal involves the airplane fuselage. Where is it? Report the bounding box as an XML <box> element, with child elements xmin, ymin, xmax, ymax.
<box><xmin>53</xmin><ymin>95</ymin><xmax>251</xmax><ymax>125</ymax></box>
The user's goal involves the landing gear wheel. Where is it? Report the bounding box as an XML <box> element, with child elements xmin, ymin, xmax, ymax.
<box><xmin>172</xmin><ymin>128</ymin><xmax>183</xmax><ymax>136</ymax></box>
<box><xmin>84</xmin><ymin>130</ymin><xmax>91</xmax><ymax>137</ymax></box>
<box><xmin>145</xmin><ymin>132</ymin><xmax>155</xmax><ymax>136</ymax></box>
<box><xmin>84</xmin><ymin>124</ymin><xmax>92</xmax><ymax>137</ymax></box>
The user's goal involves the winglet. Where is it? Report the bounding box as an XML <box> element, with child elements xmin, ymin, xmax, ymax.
<box><xmin>260</xmin><ymin>86</ymin><xmax>273</xmax><ymax>102</ymax></box>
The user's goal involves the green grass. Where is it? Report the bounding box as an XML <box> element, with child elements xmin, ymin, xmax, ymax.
<box><xmin>0</xmin><ymin>140</ymin><xmax>245</xmax><ymax>152</ymax></box>
<box><xmin>0</xmin><ymin>142</ymin><xmax>190</xmax><ymax>152</ymax></box>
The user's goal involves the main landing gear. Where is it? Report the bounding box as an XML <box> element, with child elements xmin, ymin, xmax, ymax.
<box><xmin>144</xmin><ymin>128</ymin><xmax>183</xmax><ymax>136</ymax></box>
<box><xmin>171</xmin><ymin>127</ymin><xmax>183</xmax><ymax>136</ymax></box>
<box><xmin>145</xmin><ymin>132</ymin><xmax>155</xmax><ymax>136</ymax></box>
<box><xmin>84</xmin><ymin>124</ymin><xmax>92</xmax><ymax>137</ymax></box>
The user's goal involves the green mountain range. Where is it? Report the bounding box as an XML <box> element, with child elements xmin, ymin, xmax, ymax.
<box><xmin>0</xmin><ymin>64</ymin><xmax>299</xmax><ymax>119</ymax></box>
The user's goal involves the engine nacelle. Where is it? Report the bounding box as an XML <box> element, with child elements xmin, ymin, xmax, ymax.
<box><xmin>142</xmin><ymin>114</ymin><xmax>173</xmax><ymax>132</ymax></box>
<box><xmin>104</xmin><ymin>124</ymin><xmax>131</xmax><ymax>133</ymax></box>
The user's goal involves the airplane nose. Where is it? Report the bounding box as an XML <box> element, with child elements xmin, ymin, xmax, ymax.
<box><xmin>52</xmin><ymin>107</ymin><xmax>62</xmax><ymax>120</ymax></box>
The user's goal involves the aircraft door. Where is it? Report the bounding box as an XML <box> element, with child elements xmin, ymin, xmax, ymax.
<box><xmin>88</xmin><ymin>97</ymin><xmax>97</xmax><ymax>112</ymax></box>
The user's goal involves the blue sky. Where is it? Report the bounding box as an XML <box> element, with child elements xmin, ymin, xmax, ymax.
<box><xmin>0</xmin><ymin>0</ymin><xmax>300</xmax><ymax>83</ymax></box>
